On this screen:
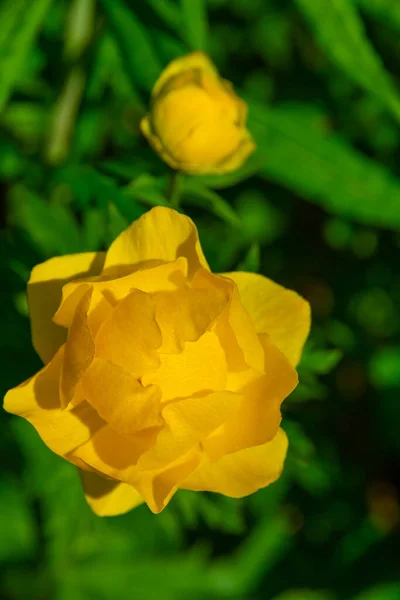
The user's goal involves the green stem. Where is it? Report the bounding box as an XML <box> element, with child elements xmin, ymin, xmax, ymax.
<box><xmin>169</xmin><ymin>171</ymin><xmax>182</xmax><ymax>209</ymax></box>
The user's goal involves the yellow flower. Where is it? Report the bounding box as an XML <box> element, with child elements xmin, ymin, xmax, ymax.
<box><xmin>4</xmin><ymin>208</ymin><xmax>310</xmax><ymax>515</ymax></box>
<box><xmin>140</xmin><ymin>52</ymin><xmax>256</xmax><ymax>175</ymax></box>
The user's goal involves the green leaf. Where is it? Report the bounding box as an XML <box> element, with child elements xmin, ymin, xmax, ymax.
<box><xmin>249</xmin><ymin>101</ymin><xmax>400</xmax><ymax>229</ymax></box>
<box><xmin>9</xmin><ymin>187</ymin><xmax>82</xmax><ymax>257</ymax></box>
<box><xmin>180</xmin><ymin>0</ymin><xmax>208</xmax><ymax>51</ymax></box>
<box><xmin>272</xmin><ymin>591</ymin><xmax>332</xmax><ymax>600</ymax></box>
<box><xmin>357</xmin><ymin>0</ymin><xmax>400</xmax><ymax>31</ymax></box>
<box><xmin>237</xmin><ymin>243</ymin><xmax>260</xmax><ymax>273</ymax></box>
<box><xmin>300</xmin><ymin>348</ymin><xmax>343</xmax><ymax>375</ymax></box>
<box><xmin>99</xmin><ymin>0</ymin><xmax>162</xmax><ymax>91</ymax></box>
<box><xmin>209</xmin><ymin>514</ymin><xmax>292</xmax><ymax>596</ymax></box>
<box><xmin>0</xmin><ymin>477</ymin><xmax>37</xmax><ymax>562</ymax></box>
<box><xmin>0</xmin><ymin>0</ymin><xmax>53</xmax><ymax>113</ymax></box>
<box><xmin>294</xmin><ymin>0</ymin><xmax>400</xmax><ymax>123</ymax></box>
<box><xmin>81</xmin><ymin>208</ymin><xmax>108</xmax><ymax>251</ymax></box>
<box><xmin>369</xmin><ymin>346</ymin><xmax>400</xmax><ymax>389</ymax></box>
<box><xmin>124</xmin><ymin>174</ymin><xmax>170</xmax><ymax>207</ymax></box>
<box><xmin>58</xmin><ymin>165</ymin><xmax>144</xmax><ymax>221</ymax></box>
<box><xmin>147</xmin><ymin>0</ymin><xmax>181</xmax><ymax>31</ymax></box>
<box><xmin>352</xmin><ymin>584</ymin><xmax>400</xmax><ymax>600</ymax></box>
<box><xmin>182</xmin><ymin>179</ymin><xmax>241</xmax><ymax>227</ymax></box>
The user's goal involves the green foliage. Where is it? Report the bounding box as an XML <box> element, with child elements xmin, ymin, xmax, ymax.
<box><xmin>180</xmin><ymin>0</ymin><xmax>208</xmax><ymax>51</ymax></box>
<box><xmin>294</xmin><ymin>0</ymin><xmax>400</xmax><ymax>123</ymax></box>
<box><xmin>250</xmin><ymin>102</ymin><xmax>400</xmax><ymax>229</ymax></box>
<box><xmin>0</xmin><ymin>0</ymin><xmax>53</xmax><ymax>113</ymax></box>
<box><xmin>1</xmin><ymin>0</ymin><xmax>400</xmax><ymax>599</ymax></box>
<box><xmin>99</xmin><ymin>0</ymin><xmax>162</xmax><ymax>91</ymax></box>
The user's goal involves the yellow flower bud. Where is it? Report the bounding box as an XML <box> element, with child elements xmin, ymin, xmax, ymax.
<box><xmin>140</xmin><ymin>52</ymin><xmax>256</xmax><ymax>175</ymax></box>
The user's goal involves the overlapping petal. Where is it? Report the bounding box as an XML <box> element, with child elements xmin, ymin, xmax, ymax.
<box><xmin>79</xmin><ymin>470</ymin><xmax>144</xmax><ymax>516</ymax></box>
<box><xmin>143</xmin><ymin>331</ymin><xmax>227</xmax><ymax>402</ymax></box>
<box><xmin>3</xmin><ymin>347</ymin><xmax>105</xmax><ymax>463</ymax></box>
<box><xmin>95</xmin><ymin>289</ymin><xmax>162</xmax><ymax>378</ymax></box>
<box><xmin>181</xmin><ymin>428</ymin><xmax>288</xmax><ymax>497</ymax></box>
<box><xmin>224</xmin><ymin>271</ymin><xmax>311</xmax><ymax>367</ymax></box>
<box><xmin>82</xmin><ymin>358</ymin><xmax>162</xmax><ymax>436</ymax></box>
<box><xmin>54</xmin><ymin>257</ymin><xmax>188</xmax><ymax>329</ymax></box>
<box><xmin>28</xmin><ymin>252</ymin><xmax>105</xmax><ymax>364</ymax></box>
<box><xmin>104</xmin><ymin>207</ymin><xmax>209</xmax><ymax>277</ymax></box>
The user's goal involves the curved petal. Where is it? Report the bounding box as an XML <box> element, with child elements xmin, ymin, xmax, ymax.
<box><xmin>204</xmin><ymin>333</ymin><xmax>297</xmax><ymax>461</ymax></box>
<box><xmin>195</xmin><ymin>270</ymin><xmax>264</xmax><ymax>372</ymax></box>
<box><xmin>3</xmin><ymin>347</ymin><xmax>105</xmax><ymax>464</ymax></box>
<box><xmin>137</xmin><ymin>389</ymin><xmax>241</xmax><ymax>470</ymax></box>
<box><xmin>223</xmin><ymin>272</ymin><xmax>311</xmax><ymax>367</ymax></box>
<box><xmin>54</xmin><ymin>257</ymin><xmax>189</xmax><ymax>329</ymax></box>
<box><xmin>60</xmin><ymin>288</ymin><xmax>95</xmax><ymax>408</ymax></box>
<box><xmin>95</xmin><ymin>289</ymin><xmax>162</xmax><ymax>378</ymax></box>
<box><xmin>79</xmin><ymin>470</ymin><xmax>144</xmax><ymax>516</ymax></box>
<box><xmin>181</xmin><ymin>428</ymin><xmax>288</xmax><ymax>497</ymax></box>
<box><xmin>82</xmin><ymin>358</ymin><xmax>162</xmax><ymax>436</ymax></box>
<box><xmin>73</xmin><ymin>425</ymin><xmax>202</xmax><ymax>513</ymax></box>
<box><xmin>104</xmin><ymin>207</ymin><xmax>209</xmax><ymax>277</ymax></box>
<box><xmin>142</xmin><ymin>331</ymin><xmax>227</xmax><ymax>402</ymax></box>
<box><xmin>152</xmin><ymin>275</ymin><xmax>229</xmax><ymax>353</ymax></box>
<box><xmin>152</xmin><ymin>52</ymin><xmax>219</xmax><ymax>99</ymax></box>
<box><xmin>28</xmin><ymin>252</ymin><xmax>105</xmax><ymax>364</ymax></box>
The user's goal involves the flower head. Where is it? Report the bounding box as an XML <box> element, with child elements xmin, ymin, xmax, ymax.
<box><xmin>4</xmin><ymin>208</ymin><xmax>310</xmax><ymax>515</ymax></box>
<box><xmin>141</xmin><ymin>52</ymin><xmax>256</xmax><ymax>175</ymax></box>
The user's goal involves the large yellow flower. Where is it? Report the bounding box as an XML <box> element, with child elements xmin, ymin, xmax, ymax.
<box><xmin>141</xmin><ymin>52</ymin><xmax>256</xmax><ymax>175</ymax></box>
<box><xmin>4</xmin><ymin>208</ymin><xmax>310</xmax><ymax>515</ymax></box>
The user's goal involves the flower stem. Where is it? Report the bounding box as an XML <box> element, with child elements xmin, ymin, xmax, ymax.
<box><xmin>169</xmin><ymin>171</ymin><xmax>182</xmax><ymax>209</ymax></box>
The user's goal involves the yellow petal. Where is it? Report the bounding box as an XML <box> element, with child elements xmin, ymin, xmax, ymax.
<box><xmin>204</xmin><ymin>333</ymin><xmax>297</xmax><ymax>461</ymax></box>
<box><xmin>60</xmin><ymin>288</ymin><xmax>95</xmax><ymax>408</ymax></box>
<box><xmin>135</xmin><ymin>449</ymin><xmax>202</xmax><ymax>514</ymax></box>
<box><xmin>28</xmin><ymin>252</ymin><xmax>105</xmax><ymax>364</ymax></box>
<box><xmin>3</xmin><ymin>347</ymin><xmax>104</xmax><ymax>463</ymax></box>
<box><xmin>152</xmin><ymin>282</ymin><xmax>228</xmax><ymax>353</ymax></box>
<box><xmin>196</xmin><ymin>270</ymin><xmax>264</xmax><ymax>372</ymax></box>
<box><xmin>54</xmin><ymin>257</ymin><xmax>188</xmax><ymax>328</ymax></box>
<box><xmin>82</xmin><ymin>358</ymin><xmax>162</xmax><ymax>435</ymax></box>
<box><xmin>181</xmin><ymin>428</ymin><xmax>288</xmax><ymax>497</ymax></box>
<box><xmin>95</xmin><ymin>289</ymin><xmax>162</xmax><ymax>379</ymax></box>
<box><xmin>213</xmin><ymin>131</ymin><xmax>256</xmax><ymax>175</ymax></box>
<box><xmin>142</xmin><ymin>331</ymin><xmax>227</xmax><ymax>402</ymax></box>
<box><xmin>152</xmin><ymin>52</ymin><xmax>219</xmax><ymax>99</ymax></box>
<box><xmin>138</xmin><ymin>389</ymin><xmax>241</xmax><ymax>470</ymax></box>
<box><xmin>223</xmin><ymin>272</ymin><xmax>311</xmax><ymax>367</ymax></box>
<box><xmin>79</xmin><ymin>470</ymin><xmax>144</xmax><ymax>516</ymax></box>
<box><xmin>73</xmin><ymin>425</ymin><xmax>202</xmax><ymax>513</ymax></box>
<box><xmin>104</xmin><ymin>207</ymin><xmax>209</xmax><ymax>277</ymax></box>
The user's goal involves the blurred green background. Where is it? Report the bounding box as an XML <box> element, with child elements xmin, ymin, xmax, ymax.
<box><xmin>1</xmin><ymin>0</ymin><xmax>400</xmax><ymax>598</ymax></box>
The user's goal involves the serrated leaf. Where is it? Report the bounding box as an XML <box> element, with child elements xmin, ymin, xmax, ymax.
<box><xmin>249</xmin><ymin>101</ymin><xmax>400</xmax><ymax>229</ymax></box>
<box><xmin>294</xmin><ymin>0</ymin><xmax>400</xmax><ymax>122</ymax></box>
<box><xmin>0</xmin><ymin>0</ymin><xmax>53</xmax><ymax>113</ymax></box>
<box><xmin>180</xmin><ymin>0</ymin><xmax>208</xmax><ymax>51</ymax></box>
<box><xmin>99</xmin><ymin>0</ymin><xmax>163</xmax><ymax>91</ymax></box>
